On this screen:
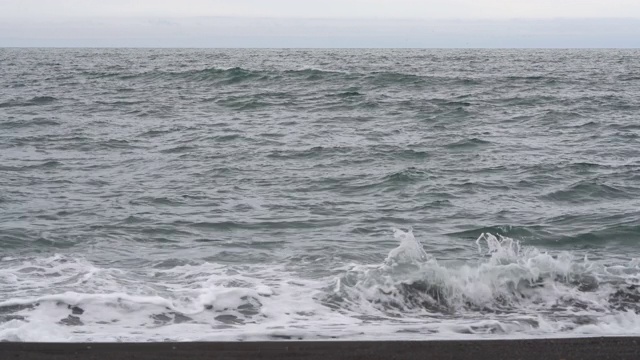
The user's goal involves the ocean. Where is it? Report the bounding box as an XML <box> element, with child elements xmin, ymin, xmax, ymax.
<box><xmin>1</xmin><ymin>48</ymin><xmax>639</xmax><ymax>342</ymax></box>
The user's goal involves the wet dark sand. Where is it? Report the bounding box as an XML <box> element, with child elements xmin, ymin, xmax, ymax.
<box><xmin>2</xmin><ymin>337</ymin><xmax>640</xmax><ymax>360</ymax></box>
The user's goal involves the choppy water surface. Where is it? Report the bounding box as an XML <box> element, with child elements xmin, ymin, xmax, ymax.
<box><xmin>1</xmin><ymin>48</ymin><xmax>640</xmax><ymax>341</ymax></box>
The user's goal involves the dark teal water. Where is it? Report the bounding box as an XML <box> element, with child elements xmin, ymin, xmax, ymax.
<box><xmin>0</xmin><ymin>49</ymin><xmax>639</xmax><ymax>341</ymax></box>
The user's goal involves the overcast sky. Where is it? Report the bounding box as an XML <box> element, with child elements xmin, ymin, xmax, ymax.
<box><xmin>2</xmin><ymin>0</ymin><xmax>640</xmax><ymax>47</ymax></box>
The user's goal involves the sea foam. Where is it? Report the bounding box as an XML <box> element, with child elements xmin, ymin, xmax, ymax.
<box><xmin>1</xmin><ymin>230</ymin><xmax>639</xmax><ymax>341</ymax></box>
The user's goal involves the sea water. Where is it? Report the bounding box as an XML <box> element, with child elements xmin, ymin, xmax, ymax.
<box><xmin>1</xmin><ymin>48</ymin><xmax>640</xmax><ymax>341</ymax></box>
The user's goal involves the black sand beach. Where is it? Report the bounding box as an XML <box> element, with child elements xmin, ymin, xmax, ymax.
<box><xmin>2</xmin><ymin>337</ymin><xmax>640</xmax><ymax>360</ymax></box>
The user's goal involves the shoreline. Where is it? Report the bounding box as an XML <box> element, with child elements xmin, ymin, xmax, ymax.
<box><xmin>2</xmin><ymin>337</ymin><xmax>640</xmax><ymax>360</ymax></box>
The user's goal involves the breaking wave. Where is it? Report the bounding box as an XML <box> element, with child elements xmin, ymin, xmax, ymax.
<box><xmin>2</xmin><ymin>231</ymin><xmax>640</xmax><ymax>341</ymax></box>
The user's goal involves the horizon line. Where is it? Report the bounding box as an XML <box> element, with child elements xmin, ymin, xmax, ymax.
<box><xmin>2</xmin><ymin>15</ymin><xmax>640</xmax><ymax>21</ymax></box>
<box><xmin>3</xmin><ymin>46</ymin><xmax>639</xmax><ymax>49</ymax></box>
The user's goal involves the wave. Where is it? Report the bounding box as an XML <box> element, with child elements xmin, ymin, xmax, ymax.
<box><xmin>95</xmin><ymin>100</ymin><xmax>146</xmax><ymax>106</ymax></box>
<box><xmin>538</xmin><ymin>110</ymin><xmax>586</xmax><ymax>122</ymax></box>
<box><xmin>95</xmin><ymin>139</ymin><xmax>145</xmax><ymax>150</ymax></box>
<box><xmin>215</xmin><ymin>97</ymin><xmax>272</xmax><ymax>111</ymax></box>
<box><xmin>329</xmin><ymin>231</ymin><xmax>640</xmax><ymax>332</ymax></box>
<box><xmin>0</xmin><ymin>117</ymin><xmax>60</xmax><ymax>129</ymax></box>
<box><xmin>159</xmin><ymin>145</ymin><xmax>198</xmax><ymax>154</ymax></box>
<box><xmin>2</xmin><ymin>231</ymin><xmax>640</xmax><ymax>341</ymax></box>
<box><xmin>541</xmin><ymin>180</ymin><xmax>631</xmax><ymax>203</ymax></box>
<box><xmin>26</xmin><ymin>96</ymin><xmax>57</xmax><ymax>105</ymax></box>
<box><xmin>365</xmin><ymin>72</ymin><xmax>481</xmax><ymax>87</ymax></box>
<box><xmin>284</xmin><ymin>68</ymin><xmax>349</xmax><ymax>81</ymax></box>
<box><xmin>129</xmin><ymin>196</ymin><xmax>186</xmax><ymax>207</ymax></box>
<box><xmin>0</xmin><ymin>255</ymin><xmax>319</xmax><ymax>342</ymax></box>
<box><xmin>554</xmin><ymin>224</ymin><xmax>640</xmax><ymax>245</ymax></box>
<box><xmin>328</xmin><ymin>91</ymin><xmax>364</xmax><ymax>98</ymax></box>
<box><xmin>445</xmin><ymin>138</ymin><xmax>492</xmax><ymax>149</ymax></box>
<box><xmin>0</xmin><ymin>160</ymin><xmax>62</xmax><ymax>172</ymax></box>
<box><xmin>447</xmin><ymin>225</ymin><xmax>545</xmax><ymax>240</ymax></box>
<box><xmin>87</xmin><ymin>67</ymin><xmax>265</xmax><ymax>84</ymax></box>
<box><xmin>332</xmin><ymin>167</ymin><xmax>429</xmax><ymax>195</ymax></box>
<box><xmin>381</xmin><ymin>167</ymin><xmax>427</xmax><ymax>184</ymax></box>
<box><xmin>448</xmin><ymin>221</ymin><xmax>640</xmax><ymax>247</ymax></box>
<box><xmin>266</xmin><ymin>146</ymin><xmax>354</xmax><ymax>160</ymax></box>
<box><xmin>0</xmin><ymin>96</ymin><xmax>57</xmax><ymax>108</ymax></box>
<box><xmin>88</xmin><ymin>67</ymin><xmax>350</xmax><ymax>84</ymax></box>
<box><xmin>616</xmin><ymin>75</ymin><xmax>640</xmax><ymax>82</ymax></box>
<box><xmin>79</xmin><ymin>67</ymin><xmax>485</xmax><ymax>89</ymax></box>
<box><xmin>505</xmin><ymin>75</ymin><xmax>558</xmax><ymax>84</ymax></box>
<box><xmin>173</xmin><ymin>219</ymin><xmax>343</xmax><ymax>231</ymax></box>
<box><xmin>138</xmin><ymin>128</ymin><xmax>180</xmax><ymax>138</ymax></box>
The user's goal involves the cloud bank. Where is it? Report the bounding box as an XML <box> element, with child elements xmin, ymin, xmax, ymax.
<box><xmin>3</xmin><ymin>0</ymin><xmax>640</xmax><ymax>19</ymax></box>
<box><xmin>2</xmin><ymin>17</ymin><xmax>640</xmax><ymax>48</ymax></box>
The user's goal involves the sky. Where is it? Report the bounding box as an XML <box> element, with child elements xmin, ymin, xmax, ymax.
<box><xmin>2</xmin><ymin>0</ymin><xmax>640</xmax><ymax>47</ymax></box>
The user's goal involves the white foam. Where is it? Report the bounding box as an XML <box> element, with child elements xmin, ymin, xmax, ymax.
<box><xmin>385</xmin><ymin>228</ymin><xmax>429</xmax><ymax>265</ymax></box>
<box><xmin>2</xmin><ymin>231</ymin><xmax>640</xmax><ymax>341</ymax></box>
